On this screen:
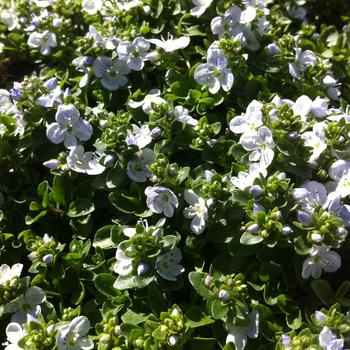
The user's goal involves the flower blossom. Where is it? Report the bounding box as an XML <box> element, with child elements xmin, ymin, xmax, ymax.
<box><xmin>190</xmin><ymin>0</ymin><xmax>213</xmax><ymax>17</ymax></box>
<box><xmin>128</xmin><ymin>89</ymin><xmax>166</xmax><ymax>115</ymax></box>
<box><xmin>289</xmin><ymin>48</ymin><xmax>317</xmax><ymax>80</ymax></box>
<box><xmin>224</xmin><ymin>310</ymin><xmax>259</xmax><ymax>350</ymax></box>
<box><xmin>126</xmin><ymin>124</ymin><xmax>152</xmax><ymax>149</ymax></box>
<box><xmin>57</xmin><ymin>316</ymin><xmax>93</xmax><ymax>350</ymax></box>
<box><xmin>302</xmin><ymin>245</ymin><xmax>341</xmax><ymax>279</ymax></box>
<box><xmin>183</xmin><ymin>190</ymin><xmax>208</xmax><ymax>234</ymax></box>
<box><xmin>145</xmin><ymin>186</ymin><xmax>179</xmax><ymax>217</ymax></box>
<box><xmin>46</xmin><ymin>104</ymin><xmax>92</xmax><ymax>149</ymax></box>
<box><xmin>127</xmin><ymin>148</ymin><xmax>155</xmax><ymax>182</ymax></box>
<box><xmin>4</xmin><ymin>322</ymin><xmax>26</xmax><ymax>350</ymax></box>
<box><xmin>117</xmin><ymin>37</ymin><xmax>150</xmax><ymax>71</ymax></box>
<box><xmin>156</xmin><ymin>247</ymin><xmax>185</xmax><ymax>281</ymax></box>
<box><xmin>82</xmin><ymin>0</ymin><xmax>103</xmax><ymax>15</ymax></box>
<box><xmin>240</xmin><ymin>126</ymin><xmax>275</xmax><ymax>168</ymax></box>
<box><xmin>27</xmin><ymin>31</ymin><xmax>57</xmax><ymax>56</ymax></box>
<box><xmin>194</xmin><ymin>48</ymin><xmax>234</xmax><ymax>94</ymax></box>
<box><xmin>93</xmin><ymin>56</ymin><xmax>130</xmax><ymax>91</ymax></box>
<box><xmin>0</xmin><ymin>263</ymin><xmax>23</xmax><ymax>286</ymax></box>
<box><xmin>301</xmin><ymin>122</ymin><xmax>327</xmax><ymax>163</ymax></box>
<box><xmin>66</xmin><ymin>145</ymin><xmax>106</xmax><ymax>175</ymax></box>
<box><xmin>319</xmin><ymin>326</ymin><xmax>343</xmax><ymax>350</ymax></box>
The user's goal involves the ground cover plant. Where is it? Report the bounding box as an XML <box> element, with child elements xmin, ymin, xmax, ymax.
<box><xmin>1</xmin><ymin>0</ymin><xmax>350</xmax><ymax>349</ymax></box>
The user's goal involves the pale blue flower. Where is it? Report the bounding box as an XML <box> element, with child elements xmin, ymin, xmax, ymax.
<box><xmin>93</xmin><ymin>56</ymin><xmax>131</xmax><ymax>91</ymax></box>
<box><xmin>46</xmin><ymin>104</ymin><xmax>92</xmax><ymax>148</ymax></box>
<box><xmin>145</xmin><ymin>186</ymin><xmax>179</xmax><ymax>217</ymax></box>
<box><xmin>156</xmin><ymin>247</ymin><xmax>184</xmax><ymax>281</ymax></box>
<box><xmin>127</xmin><ymin>148</ymin><xmax>155</xmax><ymax>182</ymax></box>
<box><xmin>194</xmin><ymin>48</ymin><xmax>234</xmax><ymax>94</ymax></box>
<box><xmin>117</xmin><ymin>37</ymin><xmax>150</xmax><ymax>71</ymax></box>
<box><xmin>319</xmin><ymin>326</ymin><xmax>343</xmax><ymax>350</ymax></box>
<box><xmin>57</xmin><ymin>316</ymin><xmax>93</xmax><ymax>350</ymax></box>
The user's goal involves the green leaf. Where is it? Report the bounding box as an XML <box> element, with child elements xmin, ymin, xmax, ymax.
<box><xmin>121</xmin><ymin>309</ymin><xmax>148</xmax><ymax>325</ymax></box>
<box><xmin>240</xmin><ymin>232</ymin><xmax>264</xmax><ymax>245</ymax></box>
<box><xmin>52</xmin><ymin>175</ymin><xmax>66</xmax><ymax>206</ymax></box>
<box><xmin>311</xmin><ymin>280</ymin><xmax>335</xmax><ymax>305</ymax></box>
<box><xmin>106</xmin><ymin>167</ymin><xmax>126</xmax><ymax>189</ymax></box>
<box><xmin>188</xmin><ymin>272</ymin><xmax>214</xmax><ymax>300</ymax></box>
<box><xmin>25</xmin><ymin>210</ymin><xmax>47</xmax><ymax>225</ymax></box>
<box><xmin>210</xmin><ymin>299</ymin><xmax>228</xmax><ymax>320</ymax></box>
<box><xmin>113</xmin><ymin>275</ymin><xmax>155</xmax><ymax>290</ymax></box>
<box><xmin>93</xmin><ymin>225</ymin><xmax>117</xmax><ymax>250</ymax></box>
<box><xmin>94</xmin><ymin>273</ymin><xmax>118</xmax><ymax>297</ymax></box>
<box><xmin>109</xmin><ymin>191</ymin><xmax>143</xmax><ymax>214</ymax></box>
<box><xmin>67</xmin><ymin>199</ymin><xmax>95</xmax><ymax>217</ymax></box>
<box><xmin>185</xmin><ymin>307</ymin><xmax>214</xmax><ymax>328</ymax></box>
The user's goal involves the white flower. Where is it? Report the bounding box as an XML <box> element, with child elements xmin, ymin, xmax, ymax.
<box><xmin>289</xmin><ymin>48</ymin><xmax>317</xmax><ymax>80</ymax></box>
<box><xmin>4</xmin><ymin>322</ymin><xmax>26</xmax><ymax>350</ymax></box>
<box><xmin>327</xmin><ymin>160</ymin><xmax>350</xmax><ymax>201</ymax></box>
<box><xmin>0</xmin><ymin>89</ymin><xmax>14</xmax><ymax>114</ymax></box>
<box><xmin>148</xmin><ymin>35</ymin><xmax>190</xmax><ymax>52</ymax></box>
<box><xmin>322</xmin><ymin>75</ymin><xmax>341</xmax><ymax>101</ymax></box>
<box><xmin>126</xmin><ymin>124</ymin><xmax>152</xmax><ymax>149</ymax></box>
<box><xmin>37</xmin><ymin>86</ymin><xmax>62</xmax><ymax>108</ymax></box>
<box><xmin>173</xmin><ymin>106</ymin><xmax>198</xmax><ymax>126</ymax></box>
<box><xmin>127</xmin><ymin>148</ymin><xmax>155</xmax><ymax>182</ymax></box>
<box><xmin>225</xmin><ymin>310</ymin><xmax>259</xmax><ymax>350</ymax></box>
<box><xmin>46</xmin><ymin>104</ymin><xmax>92</xmax><ymax>149</ymax></box>
<box><xmin>292</xmin><ymin>95</ymin><xmax>312</xmax><ymax>119</ymax></box>
<box><xmin>194</xmin><ymin>48</ymin><xmax>234</xmax><ymax>94</ymax></box>
<box><xmin>319</xmin><ymin>326</ymin><xmax>344</xmax><ymax>350</ymax></box>
<box><xmin>114</xmin><ymin>248</ymin><xmax>133</xmax><ymax>276</ymax></box>
<box><xmin>116</xmin><ymin>0</ymin><xmax>140</xmax><ymax>11</ymax></box>
<box><xmin>1</xmin><ymin>9</ymin><xmax>19</xmax><ymax>31</ymax></box>
<box><xmin>82</xmin><ymin>0</ymin><xmax>103</xmax><ymax>15</ymax></box>
<box><xmin>302</xmin><ymin>245</ymin><xmax>341</xmax><ymax>279</ymax></box>
<box><xmin>231</xmin><ymin>163</ymin><xmax>267</xmax><ymax>191</ymax></box>
<box><xmin>156</xmin><ymin>247</ymin><xmax>184</xmax><ymax>281</ymax></box>
<box><xmin>5</xmin><ymin>286</ymin><xmax>46</xmax><ymax>324</ymax></box>
<box><xmin>183</xmin><ymin>190</ymin><xmax>208</xmax><ymax>234</ymax></box>
<box><xmin>145</xmin><ymin>186</ymin><xmax>179</xmax><ymax>217</ymax></box>
<box><xmin>67</xmin><ymin>145</ymin><xmax>106</xmax><ymax>175</ymax></box>
<box><xmin>311</xmin><ymin>97</ymin><xmax>328</xmax><ymax>117</ymax></box>
<box><xmin>27</xmin><ymin>31</ymin><xmax>57</xmax><ymax>56</ymax></box>
<box><xmin>57</xmin><ymin>316</ymin><xmax>93</xmax><ymax>350</ymax></box>
<box><xmin>117</xmin><ymin>37</ymin><xmax>150</xmax><ymax>71</ymax></box>
<box><xmin>190</xmin><ymin>0</ymin><xmax>213</xmax><ymax>17</ymax></box>
<box><xmin>211</xmin><ymin>6</ymin><xmax>242</xmax><ymax>37</ymax></box>
<box><xmin>292</xmin><ymin>181</ymin><xmax>328</xmax><ymax>213</ymax></box>
<box><xmin>229</xmin><ymin>100</ymin><xmax>263</xmax><ymax>136</ymax></box>
<box><xmin>128</xmin><ymin>89</ymin><xmax>166</xmax><ymax>115</ymax></box>
<box><xmin>240</xmin><ymin>126</ymin><xmax>275</xmax><ymax>168</ymax></box>
<box><xmin>93</xmin><ymin>56</ymin><xmax>130</xmax><ymax>91</ymax></box>
<box><xmin>0</xmin><ymin>263</ymin><xmax>23</xmax><ymax>286</ymax></box>
<box><xmin>301</xmin><ymin>122</ymin><xmax>327</xmax><ymax>162</ymax></box>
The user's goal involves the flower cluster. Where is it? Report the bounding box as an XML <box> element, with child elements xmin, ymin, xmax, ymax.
<box><xmin>1</xmin><ymin>0</ymin><xmax>350</xmax><ymax>349</ymax></box>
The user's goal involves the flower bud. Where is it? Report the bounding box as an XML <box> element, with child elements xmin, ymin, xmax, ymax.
<box><xmin>272</xmin><ymin>211</ymin><xmax>282</xmax><ymax>220</ymax></box>
<box><xmin>42</xmin><ymin>254</ymin><xmax>54</xmax><ymax>264</ymax></box>
<box><xmin>28</xmin><ymin>252</ymin><xmax>38</xmax><ymax>261</ymax></box>
<box><xmin>218</xmin><ymin>289</ymin><xmax>230</xmax><ymax>301</ymax></box>
<box><xmin>297</xmin><ymin>211</ymin><xmax>312</xmax><ymax>226</ymax></box>
<box><xmin>287</xmin><ymin>131</ymin><xmax>299</xmax><ymax>140</ymax></box>
<box><xmin>247</xmin><ymin>223</ymin><xmax>260</xmax><ymax>234</ymax></box>
<box><xmin>265</xmin><ymin>43</ymin><xmax>280</xmax><ymax>55</ymax></box>
<box><xmin>204</xmin><ymin>275</ymin><xmax>213</xmax><ymax>287</ymax></box>
<box><xmin>100</xmin><ymin>334</ymin><xmax>110</xmax><ymax>343</ymax></box>
<box><xmin>337</xmin><ymin>227</ymin><xmax>348</xmax><ymax>238</ymax></box>
<box><xmin>204</xmin><ymin>170</ymin><xmax>214</xmax><ymax>181</ymax></box>
<box><xmin>114</xmin><ymin>325</ymin><xmax>122</xmax><ymax>335</ymax></box>
<box><xmin>103</xmin><ymin>154</ymin><xmax>116</xmax><ymax>167</ymax></box>
<box><xmin>206</xmin><ymin>198</ymin><xmax>215</xmax><ymax>208</ymax></box>
<box><xmin>52</xmin><ymin>18</ymin><xmax>62</xmax><ymax>28</ymax></box>
<box><xmin>311</xmin><ymin>233</ymin><xmax>323</xmax><ymax>243</ymax></box>
<box><xmin>168</xmin><ymin>335</ymin><xmax>179</xmax><ymax>346</ymax></box>
<box><xmin>43</xmin><ymin>159</ymin><xmax>60</xmax><ymax>169</ymax></box>
<box><xmin>151</xmin><ymin>127</ymin><xmax>162</xmax><ymax>138</ymax></box>
<box><xmin>277</xmin><ymin>172</ymin><xmax>286</xmax><ymax>180</ymax></box>
<box><xmin>137</xmin><ymin>262</ymin><xmax>150</xmax><ymax>276</ymax></box>
<box><xmin>249</xmin><ymin>185</ymin><xmax>263</xmax><ymax>197</ymax></box>
<box><xmin>281</xmin><ymin>334</ymin><xmax>291</xmax><ymax>347</ymax></box>
<box><xmin>252</xmin><ymin>203</ymin><xmax>265</xmax><ymax>216</ymax></box>
<box><xmin>168</xmin><ymin>167</ymin><xmax>177</xmax><ymax>177</ymax></box>
<box><xmin>282</xmin><ymin>226</ymin><xmax>293</xmax><ymax>236</ymax></box>
<box><xmin>315</xmin><ymin>310</ymin><xmax>327</xmax><ymax>323</ymax></box>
